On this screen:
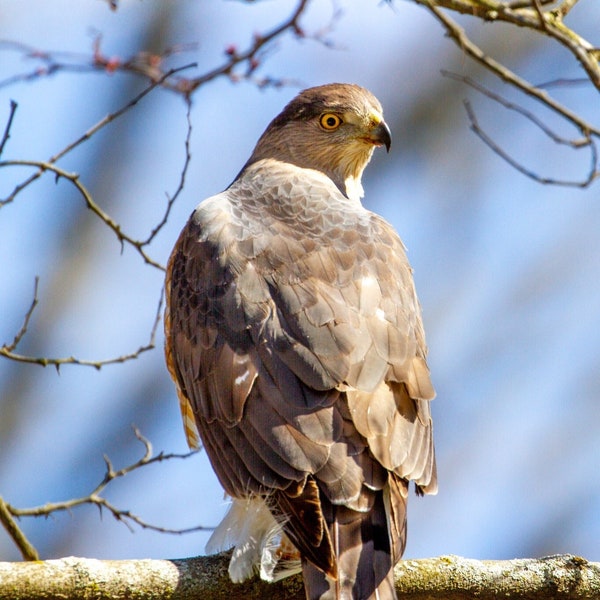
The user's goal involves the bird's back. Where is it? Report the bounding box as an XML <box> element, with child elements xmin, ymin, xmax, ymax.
<box><xmin>165</xmin><ymin>84</ymin><xmax>437</xmax><ymax>600</ymax></box>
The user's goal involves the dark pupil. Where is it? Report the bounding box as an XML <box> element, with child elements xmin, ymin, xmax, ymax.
<box><xmin>325</xmin><ymin>116</ymin><xmax>337</xmax><ymax>127</ymax></box>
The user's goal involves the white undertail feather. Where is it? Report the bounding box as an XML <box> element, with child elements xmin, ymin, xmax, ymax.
<box><xmin>206</xmin><ymin>497</ymin><xmax>302</xmax><ymax>583</ymax></box>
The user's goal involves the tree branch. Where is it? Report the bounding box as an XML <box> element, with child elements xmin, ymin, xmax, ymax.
<box><xmin>0</xmin><ymin>554</ymin><xmax>598</xmax><ymax>599</ymax></box>
<box><xmin>441</xmin><ymin>70</ymin><xmax>599</xmax><ymax>186</ymax></box>
<box><xmin>143</xmin><ymin>97</ymin><xmax>193</xmax><ymax>246</ymax></box>
<box><xmin>0</xmin><ymin>287</ymin><xmax>164</xmax><ymax>370</ymax></box>
<box><xmin>0</xmin><ymin>498</ymin><xmax>38</xmax><ymax>562</ymax></box>
<box><xmin>0</xmin><ymin>0</ymin><xmax>320</xmax><ymax>95</ymax></box>
<box><xmin>0</xmin><ymin>159</ymin><xmax>166</xmax><ymax>269</ymax></box>
<box><xmin>415</xmin><ymin>1</ymin><xmax>600</xmax><ymax>137</ymax></box>
<box><xmin>0</xmin><ymin>99</ymin><xmax>17</xmax><ymax>157</ymax></box>
<box><xmin>0</xmin><ymin>429</ymin><xmax>207</xmax><ymax>561</ymax></box>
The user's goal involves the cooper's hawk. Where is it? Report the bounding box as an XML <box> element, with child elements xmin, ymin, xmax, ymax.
<box><xmin>165</xmin><ymin>83</ymin><xmax>436</xmax><ymax>600</ymax></box>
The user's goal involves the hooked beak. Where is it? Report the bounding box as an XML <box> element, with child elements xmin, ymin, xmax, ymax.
<box><xmin>370</xmin><ymin>120</ymin><xmax>392</xmax><ymax>152</ymax></box>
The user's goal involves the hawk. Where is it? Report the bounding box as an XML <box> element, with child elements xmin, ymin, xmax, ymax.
<box><xmin>165</xmin><ymin>83</ymin><xmax>436</xmax><ymax>600</ymax></box>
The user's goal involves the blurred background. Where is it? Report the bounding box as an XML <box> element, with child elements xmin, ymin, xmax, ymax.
<box><xmin>0</xmin><ymin>0</ymin><xmax>598</xmax><ymax>564</ymax></box>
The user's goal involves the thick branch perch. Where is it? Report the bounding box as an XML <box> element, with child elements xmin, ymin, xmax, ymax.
<box><xmin>0</xmin><ymin>553</ymin><xmax>598</xmax><ymax>599</ymax></box>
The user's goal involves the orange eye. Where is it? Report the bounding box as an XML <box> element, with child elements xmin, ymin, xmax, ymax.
<box><xmin>319</xmin><ymin>113</ymin><xmax>342</xmax><ymax>130</ymax></box>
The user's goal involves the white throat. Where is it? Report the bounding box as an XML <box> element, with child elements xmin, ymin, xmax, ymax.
<box><xmin>344</xmin><ymin>175</ymin><xmax>365</xmax><ymax>204</ymax></box>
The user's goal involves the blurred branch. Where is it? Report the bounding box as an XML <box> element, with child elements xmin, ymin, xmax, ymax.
<box><xmin>0</xmin><ymin>0</ymin><xmax>321</xmax><ymax>95</ymax></box>
<box><xmin>442</xmin><ymin>70</ymin><xmax>599</xmax><ymax>186</ymax></box>
<box><xmin>0</xmin><ymin>284</ymin><xmax>163</xmax><ymax>371</ymax></box>
<box><xmin>464</xmin><ymin>96</ymin><xmax>597</xmax><ymax>186</ymax></box>
<box><xmin>0</xmin><ymin>428</ymin><xmax>206</xmax><ymax>561</ymax></box>
<box><xmin>0</xmin><ymin>498</ymin><xmax>39</xmax><ymax>562</ymax></box>
<box><xmin>415</xmin><ymin>0</ymin><xmax>599</xmax><ymax>93</ymax></box>
<box><xmin>0</xmin><ymin>99</ymin><xmax>16</xmax><ymax>156</ymax></box>
<box><xmin>416</xmin><ymin>1</ymin><xmax>600</xmax><ymax>135</ymax></box>
<box><xmin>0</xmin><ymin>0</ymin><xmax>323</xmax><ymax>373</ymax></box>
<box><xmin>410</xmin><ymin>0</ymin><xmax>600</xmax><ymax>185</ymax></box>
<box><xmin>0</xmin><ymin>158</ymin><xmax>166</xmax><ymax>268</ymax></box>
<box><xmin>0</xmin><ymin>64</ymin><xmax>197</xmax><ymax>269</ymax></box>
<box><xmin>0</xmin><ymin>554</ymin><xmax>598</xmax><ymax>599</ymax></box>
<box><xmin>144</xmin><ymin>97</ymin><xmax>193</xmax><ymax>246</ymax></box>
<box><xmin>184</xmin><ymin>0</ymin><xmax>321</xmax><ymax>93</ymax></box>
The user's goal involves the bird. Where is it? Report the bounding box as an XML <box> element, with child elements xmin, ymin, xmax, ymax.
<box><xmin>164</xmin><ymin>83</ymin><xmax>437</xmax><ymax>600</ymax></box>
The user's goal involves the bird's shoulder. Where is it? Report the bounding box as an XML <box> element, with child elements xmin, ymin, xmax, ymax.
<box><xmin>184</xmin><ymin>158</ymin><xmax>405</xmax><ymax>265</ymax></box>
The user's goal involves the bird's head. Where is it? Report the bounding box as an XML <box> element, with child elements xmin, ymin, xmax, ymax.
<box><xmin>245</xmin><ymin>83</ymin><xmax>391</xmax><ymax>202</ymax></box>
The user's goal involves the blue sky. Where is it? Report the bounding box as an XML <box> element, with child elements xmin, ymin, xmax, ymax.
<box><xmin>1</xmin><ymin>0</ymin><xmax>599</xmax><ymax>565</ymax></box>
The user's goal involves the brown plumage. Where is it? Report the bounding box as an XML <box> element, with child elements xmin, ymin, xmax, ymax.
<box><xmin>165</xmin><ymin>83</ymin><xmax>437</xmax><ymax>600</ymax></box>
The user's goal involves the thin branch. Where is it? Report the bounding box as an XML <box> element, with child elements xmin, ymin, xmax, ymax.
<box><xmin>415</xmin><ymin>0</ymin><xmax>600</xmax><ymax>91</ymax></box>
<box><xmin>185</xmin><ymin>0</ymin><xmax>314</xmax><ymax>93</ymax></box>
<box><xmin>442</xmin><ymin>70</ymin><xmax>590</xmax><ymax>147</ymax></box>
<box><xmin>418</xmin><ymin>1</ymin><xmax>600</xmax><ymax>138</ymax></box>
<box><xmin>0</xmin><ymin>100</ymin><xmax>17</xmax><ymax>157</ymax></box>
<box><xmin>463</xmin><ymin>98</ymin><xmax>598</xmax><ymax>187</ymax></box>
<box><xmin>536</xmin><ymin>77</ymin><xmax>591</xmax><ymax>89</ymax></box>
<box><xmin>0</xmin><ymin>497</ymin><xmax>39</xmax><ymax>561</ymax></box>
<box><xmin>55</xmin><ymin>62</ymin><xmax>196</xmax><ymax>167</ymax></box>
<box><xmin>0</xmin><ymin>159</ymin><xmax>164</xmax><ymax>269</ymax></box>
<box><xmin>0</xmin><ymin>39</ymin><xmax>195</xmax><ymax>93</ymax></box>
<box><xmin>143</xmin><ymin>97</ymin><xmax>193</xmax><ymax>246</ymax></box>
<box><xmin>0</xmin><ymin>0</ymin><xmax>317</xmax><ymax>96</ymax></box>
<box><xmin>2</xmin><ymin>277</ymin><xmax>40</xmax><ymax>353</ymax></box>
<box><xmin>4</xmin><ymin>428</ymin><xmax>207</xmax><ymax>540</ymax></box>
<box><xmin>0</xmin><ymin>289</ymin><xmax>164</xmax><ymax>371</ymax></box>
<box><xmin>442</xmin><ymin>70</ymin><xmax>598</xmax><ymax>186</ymax></box>
<box><xmin>0</xmin><ymin>63</ymin><xmax>195</xmax><ymax>217</ymax></box>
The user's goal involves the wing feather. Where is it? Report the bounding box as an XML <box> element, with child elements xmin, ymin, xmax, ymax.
<box><xmin>164</xmin><ymin>161</ymin><xmax>437</xmax><ymax>581</ymax></box>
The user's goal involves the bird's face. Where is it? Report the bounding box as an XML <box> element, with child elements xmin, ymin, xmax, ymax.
<box><xmin>247</xmin><ymin>83</ymin><xmax>392</xmax><ymax>202</ymax></box>
<box><xmin>305</xmin><ymin>104</ymin><xmax>391</xmax><ymax>189</ymax></box>
<box><xmin>312</xmin><ymin>106</ymin><xmax>391</xmax><ymax>153</ymax></box>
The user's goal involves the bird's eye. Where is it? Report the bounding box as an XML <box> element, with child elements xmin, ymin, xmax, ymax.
<box><xmin>319</xmin><ymin>113</ymin><xmax>342</xmax><ymax>130</ymax></box>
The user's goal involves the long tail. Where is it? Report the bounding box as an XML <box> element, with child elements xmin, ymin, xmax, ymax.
<box><xmin>301</xmin><ymin>482</ymin><xmax>407</xmax><ymax>600</ymax></box>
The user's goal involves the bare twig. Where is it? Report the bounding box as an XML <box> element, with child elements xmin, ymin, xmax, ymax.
<box><xmin>144</xmin><ymin>97</ymin><xmax>193</xmax><ymax>246</ymax></box>
<box><xmin>463</xmin><ymin>98</ymin><xmax>598</xmax><ymax>187</ymax></box>
<box><xmin>419</xmin><ymin>2</ymin><xmax>600</xmax><ymax>138</ymax></box>
<box><xmin>2</xmin><ymin>277</ymin><xmax>40</xmax><ymax>354</ymax></box>
<box><xmin>442</xmin><ymin>70</ymin><xmax>589</xmax><ymax>147</ymax></box>
<box><xmin>185</xmin><ymin>0</ymin><xmax>338</xmax><ymax>93</ymax></box>
<box><xmin>0</xmin><ymin>0</ymin><xmax>316</xmax><ymax>96</ymax></box>
<box><xmin>0</xmin><ymin>100</ymin><xmax>17</xmax><ymax>157</ymax></box>
<box><xmin>3</xmin><ymin>428</ymin><xmax>207</xmax><ymax>547</ymax></box>
<box><xmin>406</xmin><ymin>1</ymin><xmax>600</xmax><ymax>184</ymax></box>
<box><xmin>0</xmin><ymin>63</ymin><xmax>195</xmax><ymax>218</ymax></box>
<box><xmin>0</xmin><ymin>288</ymin><xmax>164</xmax><ymax>371</ymax></box>
<box><xmin>0</xmin><ymin>159</ymin><xmax>164</xmax><ymax>269</ymax></box>
<box><xmin>535</xmin><ymin>77</ymin><xmax>591</xmax><ymax>89</ymax></box>
<box><xmin>58</xmin><ymin>62</ymin><xmax>196</xmax><ymax>167</ymax></box>
<box><xmin>415</xmin><ymin>1</ymin><xmax>600</xmax><ymax>92</ymax></box>
<box><xmin>442</xmin><ymin>70</ymin><xmax>598</xmax><ymax>186</ymax></box>
<box><xmin>0</xmin><ymin>497</ymin><xmax>39</xmax><ymax>561</ymax></box>
<box><xmin>0</xmin><ymin>39</ymin><xmax>194</xmax><ymax>92</ymax></box>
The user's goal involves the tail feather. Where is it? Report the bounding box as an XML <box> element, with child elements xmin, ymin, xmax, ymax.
<box><xmin>301</xmin><ymin>483</ymin><xmax>406</xmax><ymax>600</ymax></box>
